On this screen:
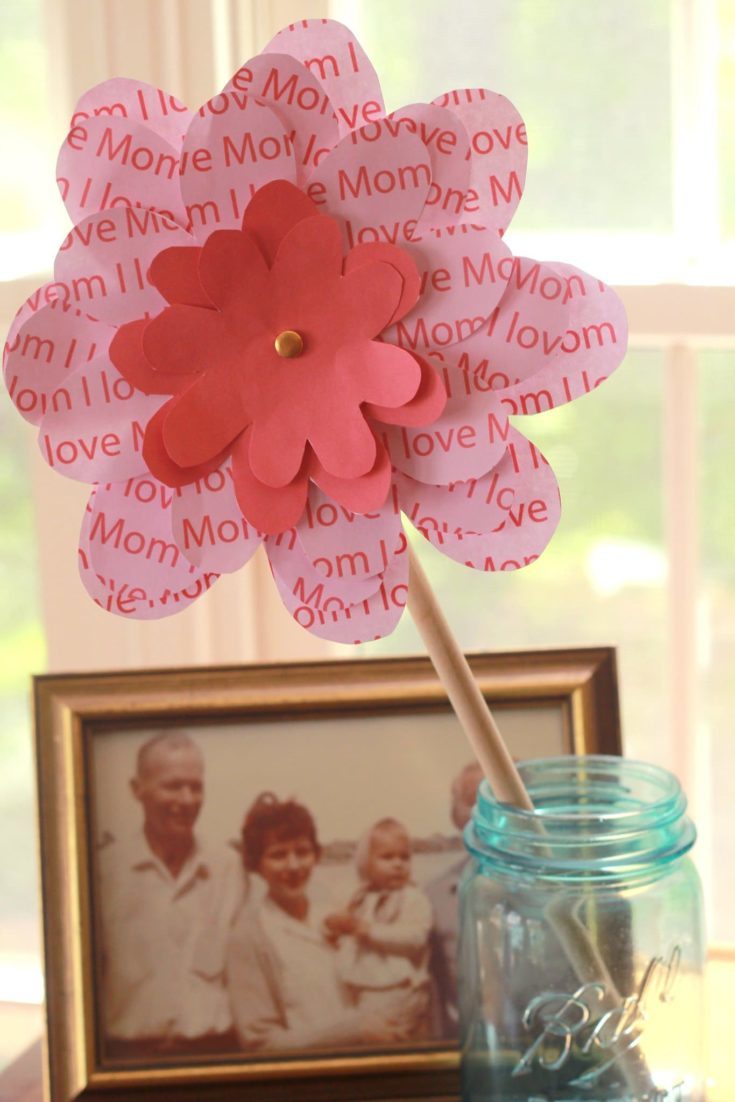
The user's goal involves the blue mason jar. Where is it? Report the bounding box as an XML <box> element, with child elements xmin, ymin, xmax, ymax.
<box><xmin>459</xmin><ymin>756</ymin><xmax>705</xmax><ymax>1102</ymax></box>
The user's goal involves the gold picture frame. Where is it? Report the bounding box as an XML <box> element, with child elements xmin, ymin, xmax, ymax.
<box><xmin>34</xmin><ymin>647</ymin><xmax>622</xmax><ymax>1102</ymax></box>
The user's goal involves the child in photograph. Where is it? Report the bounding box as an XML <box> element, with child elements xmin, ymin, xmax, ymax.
<box><xmin>323</xmin><ymin>817</ymin><xmax>433</xmax><ymax>1040</ymax></box>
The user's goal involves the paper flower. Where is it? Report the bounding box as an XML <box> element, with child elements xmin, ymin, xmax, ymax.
<box><xmin>112</xmin><ymin>180</ymin><xmax>443</xmax><ymax>536</ymax></box>
<box><xmin>3</xmin><ymin>18</ymin><xmax>627</xmax><ymax>642</ymax></box>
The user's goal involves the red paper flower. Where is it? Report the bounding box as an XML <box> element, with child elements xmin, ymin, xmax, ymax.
<box><xmin>3</xmin><ymin>19</ymin><xmax>628</xmax><ymax>640</ymax></box>
<box><xmin>111</xmin><ymin>181</ymin><xmax>444</xmax><ymax>536</ymax></box>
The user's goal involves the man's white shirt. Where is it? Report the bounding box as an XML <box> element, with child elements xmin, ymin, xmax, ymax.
<box><xmin>97</xmin><ymin>830</ymin><xmax>244</xmax><ymax>1041</ymax></box>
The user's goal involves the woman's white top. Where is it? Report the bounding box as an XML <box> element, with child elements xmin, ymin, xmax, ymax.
<box><xmin>261</xmin><ymin>896</ymin><xmax>346</xmax><ymax>1032</ymax></box>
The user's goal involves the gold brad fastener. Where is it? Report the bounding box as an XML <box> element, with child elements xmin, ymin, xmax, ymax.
<box><xmin>274</xmin><ymin>330</ymin><xmax>304</xmax><ymax>358</ymax></box>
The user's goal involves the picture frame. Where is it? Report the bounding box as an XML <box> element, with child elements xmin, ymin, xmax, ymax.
<box><xmin>34</xmin><ymin>647</ymin><xmax>622</xmax><ymax>1102</ymax></box>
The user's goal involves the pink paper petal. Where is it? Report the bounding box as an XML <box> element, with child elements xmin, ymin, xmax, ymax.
<box><xmin>307</xmin><ymin>122</ymin><xmax>431</xmax><ymax>252</ymax></box>
<box><xmin>433</xmin><ymin>88</ymin><xmax>527</xmax><ymax>234</ymax></box>
<box><xmin>4</xmin><ymin>282</ymin><xmax>67</xmax><ymax>363</ymax></box>
<box><xmin>79</xmin><ymin>538</ymin><xmax>217</xmax><ymax>619</ymax></box>
<box><xmin>500</xmin><ymin>263</ymin><xmax>628</xmax><ymax>413</ymax></box>
<box><xmin>397</xmin><ymin>429</ymin><xmax>560</xmax><ymax>571</ymax></box>
<box><xmin>171</xmin><ymin>461</ymin><xmax>263</xmax><ymax>572</ymax></box>
<box><xmin>384</xmin><ymin>224</ymin><xmax>513</xmax><ymax>352</ymax></box>
<box><xmin>308</xmin><ymin>442</ymin><xmax>392</xmax><ymax>514</ymax></box>
<box><xmin>148</xmin><ymin>246</ymin><xmax>213</xmax><ymax>307</ymax></box>
<box><xmin>241</xmin><ymin>179</ymin><xmax>319</xmax><ymax>264</ymax></box>
<box><xmin>263</xmin><ymin>19</ymin><xmax>385</xmax><ymax>138</ymax></box>
<box><xmin>389</xmin><ymin>103</ymin><xmax>471</xmax><ymax>232</ymax></box>
<box><xmin>54</xmin><ymin>207</ymin><xmax>193</xmax><ymax>325</ymax></box>
<box><xmin>224</xmin><ymin>54</ymin><xmax>340</xmax><ymax>182</ymax></box>
<box><xmin>57</xmin><ymin>116</ymin><xmax>187</xmax><ymax>228</ymax></box>
<box><xmin>343</xmin><ymin>242</ymin><xmax>421</xmax><ymax>324</ymax></box>
<box><xmin>268</xmin><ymin>532</ymin><xmax>408</xmax><ymax>643</ymax></box>
<box><xmin>266</xmin><ymin>529</ymin><xmax>382</xmax><ymax>606</ymax></box>
<box><xmin>381</xmin><ymin>359</ymin><xmax>507</xmax><ymax>482</ymax></box>
<box><xmin>297</xmin><ymin>481</ymin><xmax>403</xmax><ymax>581</ymax></box>
<box><xmin>446</xmin><ymin>257</ymin><xmax>573</xmax><ymax>391</ymax></box>
<box><xmin>79</xmin><ymin>477</ymin><xmax>219</xmax><ymax>619</ymax></box>
<box><xmin>4</xmin><ymin>300</ymin><xmax>112</xmax><ymax>426</ymax></box>
<box><xmin>70</xmin><ymin>78</ymin><xmax>192</xmax><ymax>150</ymax></box>
<box><xmin>364</xmin><ymin>351</ymin><xmax>447</xmax><ymax>427</ymax></box>
<box><xmin>38</xmin><ymin>357</ymin><xmax>164</xmax><ymax>481</ymax></box>
<box><xmin>231</xmin><ymin>427</ymin><xmax>309</xmax><ymax>535</ymax></box>
<box><xmin>78</xmin><ymin>539</ymin><xmax>210</xmax><ymax>619</ymax></box>
<box><xmin>180</xmin><ymin>94</ymin><xmax>297</xmax><ymax>241</ymax></box>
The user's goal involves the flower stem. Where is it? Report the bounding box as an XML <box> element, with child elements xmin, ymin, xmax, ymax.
<box><xmin>406</xmin><ymin>542</ymin><xmax>533</xmax><ymax>809</ymax></box>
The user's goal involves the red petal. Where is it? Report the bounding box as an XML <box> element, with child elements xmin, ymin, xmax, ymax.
<box><xmin>241</xmin><ymin>180</ymin><xmax>319</xmax><ymax>265</ymax></box>
<box><xmin>110</xmin><ymin>320</ymin><xmax>189</xmax><ymax>396</ymax></box>
<box><xmin>309</xmin><ymin>439</ymin><xmax>392</xmax><ymax>513</ymax></box>
<box><xmin>336</xmin><ymin>340</ymin><xmax>421</xmax><ymax>406</ymax></box>
<box><xmin>143</xmin><ymin>304</ymin><xmax>226</xmax><ymax>376</ymax></box>
<box><xmin>198</xmin><ymin>229</ymin><xmax>270</xmax><ymax>314</ymax></box>
<box><xmin>231</xmin><ymin>428</ymin><xmax>309</xmax><ymax>535</ymax></box>
<box><xmin>364</xmin><ymin>352</ymin><xmax>447</xmax><ymax>426</ymax></box>
<box><xmin>162</xmin><ymin>370</ymin><xmax>248</xmax><ymax>467</ymax></box>
<box><xmin>148</xmin><ymin>246</ymin><xmax>212</xmax><ymax>307</ymax></box>
<box><xmin>248</xmin><ymin>405</ymin><xmax>309</xmax><ymax>489</ymax></box>
<box><xmin>143</xmin><ymin>401</ymin><xmax>232</xmax><ymax>487</ymax></box>
<box><xmin>339</xmin><ymin>261</ymin><xmax>403</xmax><ymax>339</ymax></box>
<box><xmin>309</xmin><ymin>404</ymin><xmax>377</xmax><ymax>480</ymax></box>
<box><xmin>272</xmin><ymin>214</ymin><xmax>343</xmax><ymax>288</ymax></box>
<box><xmin>344</xmin><ymin>243</ymin><xmax>421</xmax><ymax>325</ymax></box>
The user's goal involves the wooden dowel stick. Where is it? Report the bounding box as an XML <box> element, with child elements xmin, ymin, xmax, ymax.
<box><xmin>407</xmin><ymin>543</ymin><xmax>533</xmax><ymax>810</ymax></box>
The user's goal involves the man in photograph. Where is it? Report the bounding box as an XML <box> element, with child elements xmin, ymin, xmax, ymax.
<box><xmin>97</xmin><ymin>730</ymin><xmax>245</xmax><ymax>1059</ymax></box>
<box><xmin>426</xmin><ymin>761</ymin><xmax>484</xmax><ymax>1039</ymax></box>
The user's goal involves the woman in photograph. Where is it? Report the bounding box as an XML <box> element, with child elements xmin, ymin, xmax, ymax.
<box><xmin>226</xmin><ymin>792</ymin><xmax>409</xmax><ymax>1053</ymax></box>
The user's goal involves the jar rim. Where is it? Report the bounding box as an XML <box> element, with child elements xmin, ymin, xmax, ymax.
<box><xmin>477</xmin><ymin>755</ymin><xmax>685</xmax><ymax>826</ymax></box>
<box><xmin>468</xmin><ymin>755</ymin><xmax>696</xmax><ymax>881</ymax></box>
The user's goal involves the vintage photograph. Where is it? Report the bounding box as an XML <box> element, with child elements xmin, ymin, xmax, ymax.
<box><xmin>89</xmin><ymin>704</ymin><xmax>570</xmax><ymax>1065</ymax></box>
<box><xmin>34</xmin><ymin>650</ymin><xmax>621</xmax><ymax>1100</ymax></box>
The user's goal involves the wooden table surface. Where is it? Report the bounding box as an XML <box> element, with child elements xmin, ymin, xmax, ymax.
<box><xmin>2</xmin><ymin>953</ymin><xmax>732</xmax><ymax>1102</ymax></box>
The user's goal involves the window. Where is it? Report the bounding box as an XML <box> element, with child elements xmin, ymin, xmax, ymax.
<box><xmin>0</xmin><ymin>0</ymin><xmax>52</xmax><ymax>1067</ymax></box>
<box><xmin>0</xmin><ymin>0</ymin><xmax>66</xmax><ymax>281</ymax></box>
<box><xmin>333</xmin><ymin>0</ymin><xmax>735</xmax><ymax>944</ymax></box>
